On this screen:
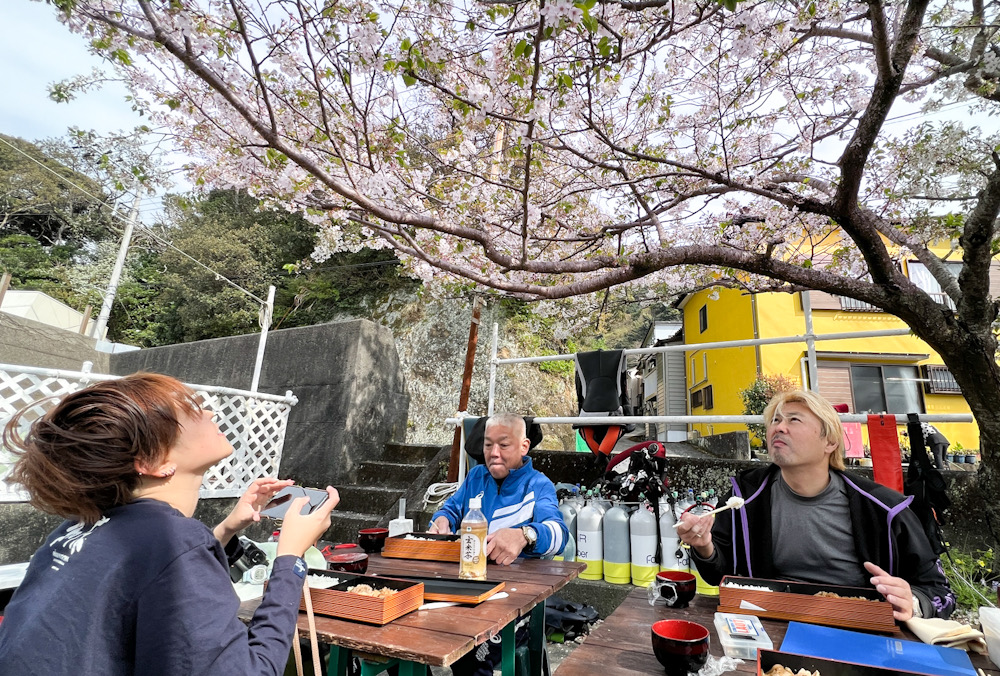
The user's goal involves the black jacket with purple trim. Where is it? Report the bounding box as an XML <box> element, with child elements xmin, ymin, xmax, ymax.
<box><xmin>692</xmin><ymin>464</ymin><xmax>955</xmax><ymax>619</ymax></box>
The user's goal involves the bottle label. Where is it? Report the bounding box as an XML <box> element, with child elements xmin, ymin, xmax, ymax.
<box><xmin>461</xmin><ymin>532</ymin><xmax>483</xmax><ymax>563</ymax></box>
<box><xmin>577</xmin><ymin>529</ymin><xmax>603</xmax><ymax>561</ymax></box>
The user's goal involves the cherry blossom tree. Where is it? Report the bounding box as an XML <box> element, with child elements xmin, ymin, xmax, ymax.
<box><xmin>48</xmin><ymin>0</ymin><xmax>1000</xmax><ymax>517</ymax></box>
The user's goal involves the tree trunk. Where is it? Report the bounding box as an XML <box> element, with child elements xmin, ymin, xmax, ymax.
<box><xmin>920</xmin><ymin>323</ymin><xmax>1000</xmax><ymax>550</ymax></box>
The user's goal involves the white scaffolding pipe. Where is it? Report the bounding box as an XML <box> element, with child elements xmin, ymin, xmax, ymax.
<box><xmin>493</xmin><ymin>328</ymin><xmax>914</xmax><ymax>365</ymax></box>
<box><xmin>445</xmin><ymin>414</ymin><xmax>974</xmax><ymax>426</ymax></box>
<box><xmin>487</xmin><ymin>322</ymin><xmax>499</xmax><ymax>415</ymax></box>
<box><xmin>801</xmin><ymin>292</ymin><xmax>819</xmax><ymax>391</ymax></box>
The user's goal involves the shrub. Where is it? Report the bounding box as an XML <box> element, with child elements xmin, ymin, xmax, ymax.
<box><xmin>941</xmin><ymin>546</ymin><xmax>998</xmax><ymax>612</ymax></box>
<box><xmin>739</xmin><ymin>374</ymin><xmax>797</xmax><ymax>444</ymax></box>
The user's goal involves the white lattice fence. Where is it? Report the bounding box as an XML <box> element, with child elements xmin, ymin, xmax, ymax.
<box><xmin>0</xmin><ymin>363</ymin><xmax>297</xmax><ymax>502</ymax></box>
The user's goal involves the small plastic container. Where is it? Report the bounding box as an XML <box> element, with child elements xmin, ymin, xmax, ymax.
<box><xmin>981</xmin><ymin>606</ymin><xmax>1000</xmax><ymax>669</ymax></box>
<box><xmin>713</xmin><ymin>612</ymin><xmax>772</xmax><ymax>660</ymax></box>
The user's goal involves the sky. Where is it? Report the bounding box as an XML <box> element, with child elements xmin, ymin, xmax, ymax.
<box><xmin>0</xmin><ymin>2</ymin><xmax>145</xmax><ymax>142</ymax></box>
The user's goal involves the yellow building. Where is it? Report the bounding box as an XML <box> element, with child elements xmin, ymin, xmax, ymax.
<box><xmin>679</xmin><ymin>264</ymin><xmax>982</xmax><ymax>452</ymax></box>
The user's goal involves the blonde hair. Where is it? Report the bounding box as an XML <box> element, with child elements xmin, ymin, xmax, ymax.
<box><xmin>763</xmin><ymin>390</ymin><xmax>846</xmax><ymax>470</ymax></box>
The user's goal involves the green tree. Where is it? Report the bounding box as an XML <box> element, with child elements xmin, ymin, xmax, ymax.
<box><xmin>148</xmin><ymin>190</ymin><xmax>418</xmax><ymax>344</ymax></box>
<box><xmin>0</xmin><ymin>133</ymin><xmax>112</xmax><ymax>248</ymax></box>
<box><xmin>739</xmin><ymin>374</ymin><xmax>797</xmax><ymax>446</ymax></box>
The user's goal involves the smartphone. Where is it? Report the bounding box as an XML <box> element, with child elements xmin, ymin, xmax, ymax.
<box><xmin>260</xmin><ymin>486</ymin><xmax>330</xmax><ymax>520</ymax></box>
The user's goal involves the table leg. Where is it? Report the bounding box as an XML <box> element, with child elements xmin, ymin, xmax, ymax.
<box><xmin>397</xmin><ymin>661</ymin><xmax>426</xmax><ymax>676</ymax></box>
<box><xmin>326</xmin><ymin>645</ymin><xmax>350</xmax><ymax>676</ymax></box>
<box><xmin>501</xmin><ymin>618</ymin><xmax>517</xmax><ymax>676</ymax></box>
<box><xmin>528</xmin><ymin>601</ymin><xmax>546</xmax><ymax>676</ymax></box>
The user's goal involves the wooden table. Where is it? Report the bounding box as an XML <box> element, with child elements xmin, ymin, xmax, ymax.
<box><xmin>238</xmin><ymin>555</ymin><xmax>585</xmax><ymax>676</ymax></box>
<box><xmin>556</xmin><ymin>588</ymin><xmax>1000</xmax><ymax>675</ymax></box>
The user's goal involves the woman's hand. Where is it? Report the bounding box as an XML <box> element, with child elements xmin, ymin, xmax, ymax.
<box><xmin>276</xmin><ymin>487</ymin><xmax>340</xmax><ymax>558</ymax></box>
<box><xmin>213</xmin><ymin>477</ymin><xmax>294</xmax><ymax>545</ymax></box>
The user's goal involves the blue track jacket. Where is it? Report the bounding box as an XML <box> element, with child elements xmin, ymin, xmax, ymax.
<box><xmin>431</xmin><ymin>457</ymin><xmax>568</xmax><ymax>558</ymax></box>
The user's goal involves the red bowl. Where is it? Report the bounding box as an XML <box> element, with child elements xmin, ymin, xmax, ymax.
<box><xmin>326</xmin><ymin>552</ymin><xmax>369</xmax><ymax>573</ymax></box>
<box><xmin>651</xmin><ymin>619</ymin><xmax>710</xmax><ymax>676</ymax></box>
<box><xmin>358</xmin><ymin>528</ymin><xmax>389</xmax><ymax>553</ymax></box>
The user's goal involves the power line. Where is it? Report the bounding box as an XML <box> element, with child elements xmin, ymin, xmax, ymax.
<box><xmin>0</xmin><ymin>134</ymin><xmax>267</xmax><ymax>307</ymax></box>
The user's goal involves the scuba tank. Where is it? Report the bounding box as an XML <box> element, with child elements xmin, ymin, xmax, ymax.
<box><xmin>660</xmin><ymin>491</ymin><xmax>687</xmax><ymax>571</ymax></box>
<box><xmin>685</xmin><ymin>496</ymin><xmax>720</xmax><ymax>596</ymax></box>
<box><xmin>630</xmin><ymin>501</ymin><xmax>658</xmax><ymax>586</ymax></box>
<box><xmin>602</xmin><ymin>502</ymin><xmax>631</xmax><ymax>585</ymax></box>
<box><xmin>555</xmin><ymin>498</ymin><xmax>578</xmax><ymax>562</ymax></box>
<box><xmin>576</xmin><ymin>499</ymin><xmax>604</xmax><ymax>580</ymax></box>
<box><xmin>559</xmin><ymin>527</ymin><xmax>577</xmax><ymax>562</ymax></box>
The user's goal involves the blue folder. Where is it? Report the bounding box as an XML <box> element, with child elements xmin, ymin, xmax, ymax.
<box><xmin>780</xmin><ymin>622</ymin><xmax>977</xmax><ymax>676</ymax></box>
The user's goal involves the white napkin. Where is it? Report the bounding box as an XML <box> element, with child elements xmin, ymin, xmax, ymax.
<box><xmin>905</xmin><ymin>617</ymin><xmax>988</xmax><ymax>654</ymax></box>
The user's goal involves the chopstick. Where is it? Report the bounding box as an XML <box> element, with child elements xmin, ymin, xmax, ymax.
<box><xmin>669</xmin><ymin>497</ymin><xmax>745</xmax><ymax>528</ymax></box>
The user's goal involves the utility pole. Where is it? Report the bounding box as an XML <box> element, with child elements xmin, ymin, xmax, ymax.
<box><xmin>447</xmin><ymin>296</ymin><xmax>483</xmax><ymax>482</ymax></box>
<box><xmin>92</xmin><ymin>194</ymin><xmax>141</xmax><ymax>340</ymax></box>
<box><xmin>250</xmin><ymin>285</ymin><xmax>276</xmax><ymax>393</ymax></box>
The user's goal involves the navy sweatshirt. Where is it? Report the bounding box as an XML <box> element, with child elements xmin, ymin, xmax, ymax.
<box><xmin>0</xmin><ymin>499</ymin><xmax>306</xmax><ymax>675</ymax></box>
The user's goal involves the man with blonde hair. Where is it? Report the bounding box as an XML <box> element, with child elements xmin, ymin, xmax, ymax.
<box><xmin>678</xmin><ymin>390</ymin><xmax>954</xmax><ymax>621</ymax></box>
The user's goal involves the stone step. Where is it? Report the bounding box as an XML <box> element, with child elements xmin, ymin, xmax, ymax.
<box><xmin>380</xmin><ymin>442</ymin><xmax>446</xmax><ymax>464</ymax></box>
<box><xmin>335</xmin><ymin>485</ymin><xmax>406</xmax><ymax>515</ymax></box>
<box><xmin>323</xmin><ymin>509</ymin><xmax>383</xmax><ymax>544</ymax></box>
<box><xmin>356</xmin><ymin>461</ymin><xmax>426</xmax><ymax>487</ymax></box>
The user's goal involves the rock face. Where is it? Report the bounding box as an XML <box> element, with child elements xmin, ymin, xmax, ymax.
<box><xmin>382</xmin><ymin>296</ymin><xmax>579</xmax><ymax>450</ymax></box>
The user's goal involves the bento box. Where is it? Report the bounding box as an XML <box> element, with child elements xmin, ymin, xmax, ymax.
<box><xmin>718</xmin><ymin>576</ymin><xmax>898</xmax><ymax>634</ymax></box>
<box><xmin>381</xmin><ymin>532</ymin><xmax>461</xmax><ymax>562</ymax></box>
<box><xmin>759</xmin><ymin>649</ymin><xmax>934</xmax><ymax>676</ymax></box>
<box><xmin>387</xmin><ymin>575</ymin><xmax>504</xmax><ymax>604</ymax></box>
<box><xmin>300</xmin><ymin>570</ymin><xmax>423</xmax><ymax>625</ymax></box>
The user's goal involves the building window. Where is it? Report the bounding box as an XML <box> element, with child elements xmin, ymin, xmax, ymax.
<box><xmin>838</xmin><ymin>297</ymin><xmax>883</xmax><ymax>312</ymax></box>
<box><xmin>922</xmin><ymin>365</ymin><xmax>962</xmax><ymax>394</ymax></box>
<box><xmin>850</xmin><ymin>364</ymin><xmax>923</xmax><ymax>414</ymax></box>
<box><xmin>691</xmin><ymin>385</ymin><xmax>713</xmax><ymax>410</ymax></box>
<box><xmin>908</xmin><ymin>261</ymin><xmax>960</xmax><ymax>310</ymax></box>
<box><xmin>691</xmin><ymin>389</ymin><xmax>704</xmax><ymax>408</ymax></box>
<box><xmin>699</xmin><ymin>305</ymin><xmax>708</xmax><ymax>333</ymax></box>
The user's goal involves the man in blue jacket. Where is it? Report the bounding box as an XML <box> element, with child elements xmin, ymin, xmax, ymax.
<box><xmin>429</xmin><ymin>413</ymin><xmax>568</xmax><ymax>561</ymax></box>
<box><xmin>429</xmin><ymin>412</ymin><xmax>568</xmax><ymax>676</ymax></box>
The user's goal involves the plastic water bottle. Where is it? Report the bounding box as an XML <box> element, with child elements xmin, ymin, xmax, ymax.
<box><xmin>602</xmin><ymin>503</ymin><xmax>631</xmax><ymax>585</ymax></box>
<box><xmin>459</xmin><ymin>497</ymin><xmax>488</xmax><ymax>580</ymax></box>
<box><xmin>630</xmin><ymin>502</ymin><xmax>658</xmax><ymax>586</ymax></box>
<box><xmin>577</xmin><ymin>499</ymin><xmax>604</xmax><ymax>580</ymax></box>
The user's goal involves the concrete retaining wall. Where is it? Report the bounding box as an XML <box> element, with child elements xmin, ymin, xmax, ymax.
<box><xmin>0</xmin><ymin>312</ymin><xmax>107</xmax><ymax>372</ymax></box>
<box><xmin>110</xmin><ymin>319</ymin><xmax>409</xmax><ymax>489</ymax></box>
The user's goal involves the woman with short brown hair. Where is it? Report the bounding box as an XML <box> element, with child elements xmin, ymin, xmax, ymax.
<box><xmin>0</xmin><ymin>372</ymin><xmax>338</xmax><ymax>676</ymax></box>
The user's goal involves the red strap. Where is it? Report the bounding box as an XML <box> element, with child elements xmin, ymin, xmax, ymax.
<box><xmin>581</xmin><ymin>426</ymin><xmax>624</xmax><ymax>456</ymax></box>
<box><xmin>867</xmin><ymin>414</ymin><xmax>904</xmax><ymax>493</ymax></box>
